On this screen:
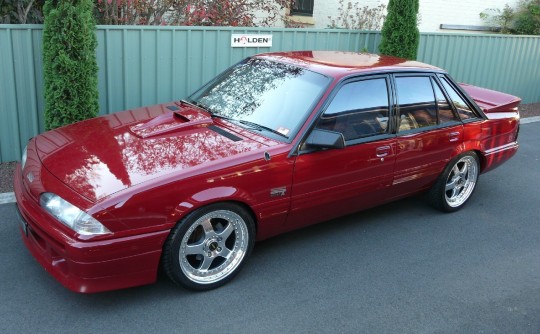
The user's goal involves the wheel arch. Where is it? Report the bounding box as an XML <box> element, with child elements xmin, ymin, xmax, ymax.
<box><xmin>171</xmin><ymin>188</ymin><xmax>260</xmax><ymax>234</ymax></box>
<box><xmin>460</xmin><ymin>139</ymin><xmax>486</xmax><ymax>172</ymax></box>
<box><xmin>473</xmin><ymin>149</ymin><xmax>487</xmax><ymax>172</ymax></box>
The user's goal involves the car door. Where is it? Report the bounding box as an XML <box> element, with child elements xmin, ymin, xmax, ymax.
<box><xmin>388</xmin><ymin>74</ymin><xmax>464</xmax><ymax>200</ymax></box>
<box><xmin>287</xmin><ymin>76</ymin><xmax>397</xmax><ymax>229</ymax></box>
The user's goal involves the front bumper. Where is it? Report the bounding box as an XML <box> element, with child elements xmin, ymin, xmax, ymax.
<box><xmin>14</xmin><ymin>164</ymin><xmax>170</xmax><ymax>293</ymax></box>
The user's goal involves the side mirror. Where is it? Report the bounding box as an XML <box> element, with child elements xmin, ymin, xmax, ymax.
<box><xmin>305</xmin><ymin>129</ymin><xmax>346</xmax><ymax>149</ymax></box>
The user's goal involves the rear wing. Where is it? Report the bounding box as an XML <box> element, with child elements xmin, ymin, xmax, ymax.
<box><xmin>459</xmin><ymin>83</ymin><xmax>521</xmax><ymax>113</ymax></box>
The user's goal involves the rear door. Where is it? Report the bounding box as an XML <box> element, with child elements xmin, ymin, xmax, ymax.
<box><xmin>287</xmin><ymin>76</ymin><xmax>397</xmax><ymax>229</ymax></box>
<box><xmin>388</xmin><ymin>74</ymin><xmax>464</xmax><ymax>200</ymax></box>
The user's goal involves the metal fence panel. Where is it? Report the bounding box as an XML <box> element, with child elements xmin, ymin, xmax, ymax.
<box><xmin>418</xmin><ymin>33</ymin><xmax>540</xmax><ymax>104</ymax></box>
<box><xmin>1</xmin><ymin>25</ymin><xmax>539</xmax><ymax>162</ymax></box>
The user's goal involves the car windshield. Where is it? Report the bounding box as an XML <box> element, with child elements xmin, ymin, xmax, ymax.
<box><xmin>188</xmin><ymin>58</ymin><xmax>330</xmax><ymax>141</ymax></box>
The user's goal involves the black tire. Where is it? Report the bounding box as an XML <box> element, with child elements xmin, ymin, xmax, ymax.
<box><xmin>427</xmin><ymin>152</ymin><xmax>480</xmax><ymax>212</ymax></box>
<box><xmin>162</xmin><ymin>202</ymin><xmax>255</xmax><ymax>291</ymax></box>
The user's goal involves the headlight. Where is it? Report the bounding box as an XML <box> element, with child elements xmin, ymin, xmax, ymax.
<box><xmin>21</xmin><ymin>145</ymin><xmax>28</xmax><ymax>170</ymax></box>
<box><xmin>40</xmin><ymin>193</ymin><xmax>111</xmax><ymax>236</ymax></box>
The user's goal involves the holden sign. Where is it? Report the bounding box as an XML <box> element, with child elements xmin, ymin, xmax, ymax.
<box><xmin>231</xmin><ymin>34</ymin><xmax>273</xmax><ymax>48</ymax></box>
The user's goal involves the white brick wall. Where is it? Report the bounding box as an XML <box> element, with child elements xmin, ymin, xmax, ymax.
<box><xmin>308</xmin><ymin>0</ymin><xmax>520</xmax><ymax>32</ymax></box>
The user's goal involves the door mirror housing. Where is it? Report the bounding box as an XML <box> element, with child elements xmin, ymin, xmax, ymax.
<box><xmin>305</xmin><ymin>129</ymin><xmax>346</xmax><ymax>149</ymax></box>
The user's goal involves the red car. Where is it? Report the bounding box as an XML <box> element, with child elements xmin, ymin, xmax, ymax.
<box><xmin>14</xmin><ymin>51</ymin><xmax>520</xmax><ymax>293</ymax></box>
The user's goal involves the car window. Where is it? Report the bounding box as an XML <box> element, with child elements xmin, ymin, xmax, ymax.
<box><xmin>432</xmin><ymin>78</ymin><xmax>460</xmax><ymax>124</ymax></box>
<box><xmin>439</xmin><ymin>77</ymin><xmax>477</xmax><ymax>120</ymax></box>
<box><xmin>189</xmin><ymin>58</ymin><xmax>330</xmax><ymax>141</ymax></box>
<box><xmin>395</xmin><ymin>76</ymin><xmax>437</xmax><ymax>132</ymax></box>
<box><xmin>316</xmin><ymin>78</ymin><xmax>389</xmax><ymax>141</ymax></box>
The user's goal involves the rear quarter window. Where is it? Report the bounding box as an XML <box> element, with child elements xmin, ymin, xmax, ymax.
<box><xmin>439</xmin><ymin>77</ymin><xmax>479</xmax><ymax>121</ymax></box>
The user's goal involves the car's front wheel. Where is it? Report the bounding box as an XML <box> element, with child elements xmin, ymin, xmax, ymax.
<box><xmin>428</xmin><ymin>152</ymin><xmax>480</xmax><ymax>212</ymax></box>
<box><xmin>162</xmin><ymin>203</ymin><xmax>255</xmax><ymax>290</ymax></box>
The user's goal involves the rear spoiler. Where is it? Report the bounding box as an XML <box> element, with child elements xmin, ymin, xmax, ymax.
<box><xmin>459</xmin><ymin>83</ymin><xmax>521</xmax><ymax>113</ymax></box>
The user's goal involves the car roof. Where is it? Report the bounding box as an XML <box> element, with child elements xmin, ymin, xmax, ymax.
<box><xmin>255</xmin><ymin>51</ymin><xmax>444</xmax><ymax>79</ymax></box>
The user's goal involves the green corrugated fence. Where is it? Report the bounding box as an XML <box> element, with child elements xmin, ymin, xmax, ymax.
<box><xmin>1</xmin><ymin>25</ymin><xmax>539</xmax><ymax>162</ymax></box>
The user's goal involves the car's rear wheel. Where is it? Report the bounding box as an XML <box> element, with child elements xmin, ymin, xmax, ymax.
<box><xmin>428</xmin><ymin>152</ymin><xmax>480</xmax><ymax>212</ymax></box>
<box><xmin>162</xmin><ymin>203</ymin><xmax>255</xmax><ymax>290</ymax></box>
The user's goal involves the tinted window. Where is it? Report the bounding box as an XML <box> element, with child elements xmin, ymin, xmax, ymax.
<box><xmin>432</xmin><ymin>79</ymin><xmax>460</xmax><ymax>124</ymax></box>
<box><xmin>395</xmin><ymin>76</ymin><xmax>437</xmax><ymax>131</ymax></box>
<box><xmin>440</xmin><ymin>77</ymin><xmax>477</xmax><ymax>120</ymax></box>
<box><xmin>316</xmin><ymin>78</ymin><xmax>389</xmax><ymax>141</ymax></box>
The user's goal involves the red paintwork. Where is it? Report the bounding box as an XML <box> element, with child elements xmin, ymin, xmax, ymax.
<box><xmin>14</xmin><ymin>51</ymin><xmax>520</xmax><ymax>293</ymax></box>
<box><xmin>460</xmin><ymin>83</ymin><xmax>521</xmax><ymax>113</ymax></box>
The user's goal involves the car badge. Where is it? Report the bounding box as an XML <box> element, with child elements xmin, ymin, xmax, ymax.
<box><xmin>270</xmin><ymin>187</ymin><xmax>286</xmax><ymax>197</ymax></box>
<box><xmin>26</xmin><ymin>172</ymin><xmax>34</xmax><ymax>183</ymax></box>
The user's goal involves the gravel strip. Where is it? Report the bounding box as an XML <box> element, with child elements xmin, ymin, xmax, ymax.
<box><xmin>1</xmin><ymin>103</ymin><xmax>539</xmax><ymax>194</ymax></box>
<box><xmin>0</xmin><ymin>161</ymin><xmax>16</xmax><ymax>194</ymax></box>
<box><xmin>519</xmin><ymin>102</ymin><xmax>540</xmax><ymax>118</ymax></box>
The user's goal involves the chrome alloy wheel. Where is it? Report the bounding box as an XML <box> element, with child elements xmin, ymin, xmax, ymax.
<box><xmin>179</xmin><ymin>210</ymin><xmax>249</xmax><ymax>285</ymax></box>
<box><xmin>444</xmin><ymin>155</ymin><xmax>479</xmax><ymax>208</ymax></box>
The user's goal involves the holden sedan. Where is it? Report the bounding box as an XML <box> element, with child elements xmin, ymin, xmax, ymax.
<box><xmin>14</xmin><ymin>51</ymin><xmax>520</xmax><ymax>293</ymax></box>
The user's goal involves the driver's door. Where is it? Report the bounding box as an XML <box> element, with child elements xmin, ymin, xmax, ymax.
<box><xmin>287</xmin><ymin>76</ymin><xmax>397</xmax><ymax>229</ymax></box>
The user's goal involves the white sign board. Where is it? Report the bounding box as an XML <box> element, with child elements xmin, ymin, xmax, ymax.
<box><xmin>231</xmin><ymin>34</ymin><xmax>273</xmax><ymax>48</ymax></box>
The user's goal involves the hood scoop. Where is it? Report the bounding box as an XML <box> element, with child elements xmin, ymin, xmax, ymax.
<box><xmin>130</xmin><ymin>109</ymin><xmax>213</xmax><ymax>138</ymax></box>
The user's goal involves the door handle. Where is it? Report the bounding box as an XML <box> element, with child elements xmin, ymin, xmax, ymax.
<box><xmin>376</xmin><ymin>146</ymin><xmax>391</xmax><ymax>158</ymax></box>
<box><xmin>449</xmin><ymin>132</ymin><xmax>460</xmax><ymax>142</ymax></box>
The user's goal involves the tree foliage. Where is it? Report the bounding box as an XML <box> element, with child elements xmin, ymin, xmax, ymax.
<box><xmin>327</xmin><ymin>0</ymin><xmax>386</xmax><ymax>31</ymax></box>
<box><xmin>94</xmin><ymin>0</ymin><xmax>293</xmax><ymax>26</ymax></box>
<box><xmin>378</xmin><ymin>0</ymin><xmax>419</xmax><ymax>60</ymax></box>
<box><xmin>43</xmin><ymin>0</ymin><xmax>99</xmax><ymax>130</ymax></box>
<box><xmin>0</xmin><ymin>0</ymin><xmax>44</xmax><ymax>23</ymax></box>
<box><xmin>2</xmin><ymin>0</ymin><xmax>294</xmax><ymax>26</ymax></box>
<box><xmin>480</xmin><ymin>4</ymin><xmax>515</xmax><ymax>34</ymax></box>
<box><xmin>481</xmin><ymin>0</ymin><xmax>540</xmax><ymax>35</ymax></box>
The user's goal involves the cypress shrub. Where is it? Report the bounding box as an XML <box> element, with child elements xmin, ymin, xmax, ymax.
<box><xmin>43</xmin><ymin>0</ymin><xmax>99</xmax><ymax>130</ymax></box>
<box><xmin>379</xmin><ymin>0</ymin><xmax>420</xmax><ymax>60</ymax></box>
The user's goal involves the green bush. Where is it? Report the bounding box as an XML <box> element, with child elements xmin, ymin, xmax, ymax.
<box><xmin>514</xmin><ymin>1</ymin><xmax>540</xmax><ymax>34</ymax></box>
<box><xmin>43</xmin><ymin>0</ymin><xmax>99</xmax><ymax>130</ymax></box>
<box><xmin>480</xmin><ymin>1</ymin><xmax>540</xmax><ymax>35</ymax></box>
<box><xmin>378</xmin><ymin>0</ymin><xmax>419</xmax><ymax>60</ymax></box>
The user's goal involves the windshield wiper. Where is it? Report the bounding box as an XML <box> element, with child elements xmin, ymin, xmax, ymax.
<box><xmin>236</xmin><ymin>120</ymin><xmax>289</xmax><ymax>139</ymax></box>
<box><xmin>182</xmin><ymin>100</ymin><xmax>288</xmax><ymax>139</ymax></box>
<box><xmin>210</xmin><ymin>113</ymin><xmax>237</xmax><ymax>123</ymax></box>
<box><xmin>180</xmin><ymin>99</ymin><xmax>213</xmax><ymax>114</ymax></box>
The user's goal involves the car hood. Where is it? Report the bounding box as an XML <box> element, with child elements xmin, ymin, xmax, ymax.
<box><xmin>36</xmin><ymin>103</ymin><xmax>274</xmax><ymax>202</ymax></box>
